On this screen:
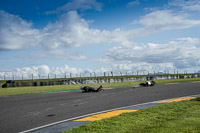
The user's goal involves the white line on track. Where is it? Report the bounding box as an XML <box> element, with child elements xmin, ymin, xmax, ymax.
<box><xmin>60</xmin><ymin>103</ymin><xmax>66</xmax><ymax>106</ymax></box>
<box><xmin>45</xmin><ymin>108</ymin><xmax>53</xmax><ymax>111</ymax></box>
<box><xmin>20</xmin><ymin>94</ymin><xmax>200</xmax><ymax>133</ymax></box>
<box><xmin>101</xmin><ymin>94</ymin><xmax>110</xmax><ymax>96</ymax></box>
<box><xmin>88</xmin><ymin>96</ymin><xmax>97</xmax><ymax>99</ymax></box>
<box><xmin>73</xmin><ymin>99</ymin><xmax>81</xmax><ymax>102</ymax></box>
<box><xmin>23</xmin><ymin>111</ymin><xmax>41</xmax><ymax>117</ymax></box>
<box><xmin>78</xmin><ymin>102</ymin><xmax>88</xmax><ymax>105</ymax></box>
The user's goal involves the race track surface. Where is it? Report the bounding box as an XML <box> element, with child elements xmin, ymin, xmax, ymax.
<box><xmin>0</xmin><ymin>82</ymin><xmax>200</xmax><ymax>133</ymax></box>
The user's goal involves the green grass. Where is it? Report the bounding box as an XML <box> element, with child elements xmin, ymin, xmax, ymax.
<box><xmin>0</xmin><ymin>81</ymin><xmax>141</xmax><ymax>96</ymax></box>
<box><xmin>155</xmin><ymin>78</ymin><xmax>200</xmax><ymax>84</ymax></box>
<box><xmin>63</xmin><ymin>97</ymin><xmax>200</xmax><ymax>133</ymax></box>
<box><xmin>0</xmin><ymin>78</ymin><xmax>200</xmax><ymax>96</ymax></box>
<box><xmin>0</xmin><ymin>85</ymin><xmax>79</xmax><ymax>96</ymax></box>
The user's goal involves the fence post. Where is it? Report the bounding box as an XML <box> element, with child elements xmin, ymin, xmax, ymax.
<box><xmin>177</xmin><ymin>71</ymin><xmax>179</xmax><ymax>79</ymax></box>
<box><xmin>32</xmin><ymin>74</ymin><xmax>33</xmax><ymax>80</ymax></box>
<box><xmin>70</xmin><ymin>73</ymin><xmax>72</xmax><ymax>78</ymax></box>
<box><xmin>48</xmin><ymin>73</ymin><xmax>50</xmax><ymax>79</ymax></box>
<box><xmin>120</xmin><ymin>72</ymin><xmax>122</xmax><ymax>76</ymax></box>
<box><xmin>111</xmin><ymin>71</ymin><xmax>113</xmax><ymax>77</ymax></box>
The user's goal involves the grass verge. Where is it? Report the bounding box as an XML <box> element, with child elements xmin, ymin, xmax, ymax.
<box><xmin>155</xmin><ymin>78</ymin><xmax>200</xmax><ymax>84</ymax></box>
<box><xmin>63</xmin><ymin>97</ymin><xmax>200</xmax><ymax>133</ymax></box>
<box><xmin>0</xmin><ymin>81</ymin><xmax>141</xmax><ymax>96</ymax></box>
<box><xmin>0</xmin><ymin>78</ymin><xmax>200</xmax><ymax>96</ymax></box>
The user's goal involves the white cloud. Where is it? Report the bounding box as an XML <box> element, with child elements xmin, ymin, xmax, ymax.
<box><xmin>1</xmin><ymin>10</ymin><xmax>200</xmax><ymax>52</ymax></box>
<box><xmin>16</xmin><ymin>49</ymin><xmax>87</xmax><ymax>60</ymax></box>
<box><xmin>45</xmin><ymin>0</ymin><xmax>103</xmax><ymax>14</ymax></box>
<box><xmin>41</xmin><ymin>11</ymin><xmax>106</xmax><ymax>49</ymax></box>
<box><xmin>127</xmin><ymin>0</ymin><xmax>140</xmax><ymax>7</ymax></box>
<box><xmin>109</xmin><ymin>10</ymin><xmax>200</xmax><ymax>44</ymax></box>
<box><xmin>0</xmin><ymin>10</ymin><xmax>40</xmax><ymax>50</ymax></box>
<box><xmin>104</xmin><ymin>37</ymin><xmax>200</xmax><ymax>70</ymax></box>
<box><xmin>133</xmin><ymin>10</ymin><xmax>200</xmax><ymax>31</ymax></box>
<box><xmin>0</xmin><ymin>10</ymin><xmax>110</xmax><ymax>51</ymax></box>
<box><xmin>39</xmin><ymin>11</ymin><xmax>135</xmax><ymax>50</ymax></box>
<box><xmin>0</xmin><ymin>64</ymin><xmax>112</xmax><ymax>80</ymax></box>
<box><xmin>47</xmin><ymin>50</ymin><xmax>87</xmax><ymax>60</ymax></box>
<box><xmin>14</xmin><ymin>65</ymin><xmax>50</xmax><ymax>78</ymax></box>
<box><xmin>1</xmin><ymin>9</ymin><xmax>200</xmax><ymax>73</ymax></box>
<box><xmin>169</xmin><ymin>0</ymin><xmax>200</xmax><ymax>11</ymax></box>
<box><xmin>38</xmin><ymin>65</ymin><xmax>50</xmax><ymax>76</ymax></box>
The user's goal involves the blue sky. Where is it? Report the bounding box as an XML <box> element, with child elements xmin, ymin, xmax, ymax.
<box><xmin>0</xmin><ymin>0</ymin><xmax>200</xmax><ymax>79</ymax></box>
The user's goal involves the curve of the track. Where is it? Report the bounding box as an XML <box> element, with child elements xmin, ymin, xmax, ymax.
<box><xmin>0</xmin><ymin>82</ymin><xmax>200</xmax><ymax>133</ymax></box>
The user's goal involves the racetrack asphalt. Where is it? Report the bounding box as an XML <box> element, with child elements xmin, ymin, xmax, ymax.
<box><xmin>0</xmin><ymin>82</ymin><xmax>200</xmax><ymax>133</ymax></box>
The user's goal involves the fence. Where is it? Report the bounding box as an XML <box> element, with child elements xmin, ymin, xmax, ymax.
<box><xmin>0</xmin><ymin>70</ymin><xmax>197</xmax><ymax>81</ymax></box>
<box><xmin>1</xmin><ymin>73</ymin><xmax>200</xmax><ymax>88</ymax></box>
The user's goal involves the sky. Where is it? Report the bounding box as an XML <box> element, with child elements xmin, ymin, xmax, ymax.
<box><xmin>0</xmin><ymin>0</ymin><xmax>200</xmax><ymax>79</ymax></box>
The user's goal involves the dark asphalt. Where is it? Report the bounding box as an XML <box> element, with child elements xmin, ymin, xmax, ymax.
<box><xmin>0</xmin><ymin>82</ymin><xmax>200</xmax><ymax>133</ymax></box>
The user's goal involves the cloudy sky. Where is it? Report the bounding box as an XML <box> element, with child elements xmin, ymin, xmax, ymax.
<box><xmin>0</xmin><ymin>0</ymin><xmax>200</xmax><ymax>79</ymax></box>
